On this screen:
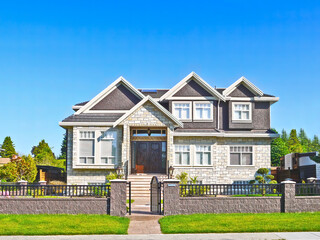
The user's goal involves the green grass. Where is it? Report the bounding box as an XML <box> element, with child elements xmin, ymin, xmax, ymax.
<box><xmin>231</xmin><ymin>194</ymin><xmax>282</xmax><ymax>197</ymax></box>
<box><xmin>0</xmin><ymin>214</ymin><xmax>129</xmax><ymax>235</ymax></box>
<box><xmin>159</xmin><ymin>212</ymin><xmax>320</xmax><ymax>233</ymax></box>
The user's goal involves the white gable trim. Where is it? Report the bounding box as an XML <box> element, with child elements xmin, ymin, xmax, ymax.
<box><xmin>223</xmin><ymin>76</ymin><xmax>264</xmax><ymax>97</ymax></box>
<box><xmin>75</xmin><ymin>76</ymin><xmax>145</xmax><ymax>115</ymax></box>
<box><xmin>159</xmin><ymin>72</ymin><xmax>226</xmax><ymax>102</ymax></box>
<box><xmin>113</xmin><ymin>96</ymin><xmax>183</xmax><ymax>128</ymax></box>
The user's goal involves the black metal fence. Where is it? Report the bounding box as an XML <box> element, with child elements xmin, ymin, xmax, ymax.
<box><xmin>296</xmin><ymin>183</ymin><xmax>320</xmax><ymax>196</ymax></box>
<box><xmin>0</xmin><ymin>184</ymin><xmax>111</xmax><ymax>198</ymax></box>
<box><xmin>180</xmin><ymin>184</ymin><xmax>282</xmax><ymax>197</ymax></box>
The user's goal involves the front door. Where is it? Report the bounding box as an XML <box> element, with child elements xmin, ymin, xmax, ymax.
<box><xmin>132</xmin><ymin>141</ymin><xmax>166</xmax><ymax>173</ymax></box>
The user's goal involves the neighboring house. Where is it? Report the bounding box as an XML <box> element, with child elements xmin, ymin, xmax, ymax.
<box><xmin>278</xmin><ymin>152</ymin><xmax>320</xmax><ymax>181</ymax></box>
<box><xmin>0</xmin><ymin>158</ymin><xmax>10</xmax><ymax>167</ymax></box>
<box><xmin>59</xmin><ymin>72</ymin><xmax>279</xmax><ymax>185</ymax></box>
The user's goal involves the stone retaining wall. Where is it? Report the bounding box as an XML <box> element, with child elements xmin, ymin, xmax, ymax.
<box><xmin>163</xmin><ymin>180</ymin><xmax>320</xmax><ymax>216</ymax></box>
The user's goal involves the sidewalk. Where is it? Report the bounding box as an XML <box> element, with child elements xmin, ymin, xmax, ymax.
<box><xmin>0</xmin><ymin>232</ymin><xmax>320</xmax><ymax>240</ymax></box>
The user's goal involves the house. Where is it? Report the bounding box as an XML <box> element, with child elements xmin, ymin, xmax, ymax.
<box><xmin>0</xmin><ymin>158</ymin><xmax>10</xmax><ymax>167</ymax></box>
<box><xmin>59</xmin><ymin>72</ymin><xmax>279</xmax><ymax>185</ymax></box>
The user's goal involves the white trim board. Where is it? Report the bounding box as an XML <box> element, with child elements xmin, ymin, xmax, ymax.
<box><xmin>75</xmin><ymin>76</ymin><xmax>145</xmax><ymax>115</ymax></box>
<box><xmin>113</xmin><ymin>96</ymin><xmax>184</xmax><ymax>128</ymax></box>
<box><xmin>223</xmin><ymin>76</ymin><xmax>264</xmax><ymax>97</ymax></box>
<box><xmin>159</xmin><ymin>72</ymin><xmax>226</xmax><ymax>102</ymax></box>
<box><xmin>59</xmin><ymin>122</ymin><xmax>114</xmax><ymax>127</ymax></box>
<box><xmin>173</xmin><ymin>132</ymin><xmax>279</xmax><ymax>138</ymax></box>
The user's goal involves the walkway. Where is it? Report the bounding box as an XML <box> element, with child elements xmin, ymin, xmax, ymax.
<box><xmin>1</xmin><ymin>232</ymin><xmax>320</xmax><ymax>239</ymax></box>
<box><xmin>128</xmin><ymin>198</ymin><xmax>162</xmax><ymax>235</ymax></box>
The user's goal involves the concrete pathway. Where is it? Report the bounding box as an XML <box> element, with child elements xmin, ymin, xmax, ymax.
<box><xmin>0</xmin><ymin>232</ymin><xmax>320</xmax><ymax>239</ymax></box>
<box><xmin>128</xmin><ymin>198</ymin><xmax>162</xmax><ymax>235</ymax></box>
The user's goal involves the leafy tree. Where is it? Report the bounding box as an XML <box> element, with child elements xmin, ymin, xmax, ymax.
<box><xmin>31</xmin><ymin>140</ymin><xmax>55</xmax><ymax>165</ymax></box>
<box><xmin>271</xmin><ymin>137</ymin><xmax>289</xmax><ymax>166</ymax></box>
<box><xmin>254</xmin><ymin>168</ymin><xmax>276</xmax><ymax>184</ymax></box>
<box><xmin>287</xmin><ymin>129</ymin><xmax>303</xmax><ymax>153</ymax></box>
<box><xmin>0</xmin><ymin>136</ymin><xmax>17</xmax><ymax>158</ymax></box>
<box><xmin>0</xmin><ymin>161</ymin><xmax>18</xmax><ymax>182</ymax></box>
<box><xmin>59</xmin><ymin>132</ymin><xmax>67</xmax><ymax>159</ymax></box>
<box><xmin>298</xmin><ymin>128</ymin><xmax>312</xmax><ymax>152</ymax></box>
<box><xmin>281</xmin><ymin>129</ymin><xmax>288</xmax><ymax>142</ymax></box>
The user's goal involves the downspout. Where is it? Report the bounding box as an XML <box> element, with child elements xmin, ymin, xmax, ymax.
<box><xmin>217</xmin><ymin>99</ymin><xmax>220</xmax><ymax>130</ymax></box>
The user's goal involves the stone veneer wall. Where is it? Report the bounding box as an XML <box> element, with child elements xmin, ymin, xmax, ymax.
<box><xmin>173</xmin><ymin>137</ymin><xmax>271</xmax><ymax>184</ymax></box>
<box><xmin>120</xmin><ymin>102</ymin><xmax>176</xmax><ymax>174</ymax></box>
<box><xmin>66</xmin><ymin>127</ymin><xmax>122</xmax><ymax>185</ymax></box>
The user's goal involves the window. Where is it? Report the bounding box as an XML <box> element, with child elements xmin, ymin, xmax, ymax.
<box><xmin>175</xmin><ymin>145</ymin><xmax>190</xmax><ymax>165</ymax></box>
<box><xmin>79</xmin><ymin>131</ymin><xmax>95</xmax><ymax>164</ymax></box>
<box><xmin>100</xmin><ymin>131</ymin><xmax>117</xmax><ymax>164</ymax></box>
<box><xmin>173</xmin><ymin>102</ymin><xmax>191</xmax><ymax>120</ymax></box>
<box><xmin>132</xmin><ymin>129</ymin><xmax>166</xmax><ymax>137</ymax></box>
<box><xmin>195</xmin><ymin>145</ymin><xmax>211</xmax><ymax>165</ymax></box>
<box><xmin>230</xmin><ymin>146</ymin><xmax>253</xmax><ymax>165</ymax></box>
<box><xmin>232</xmin><ymin>103</ymin><xmax>251</xmax><ymax>121</ymax></box>
<box><xmin>194</xmin><ymin>102</ymin><xmax>213</xmax><ymax>121</ymax></box>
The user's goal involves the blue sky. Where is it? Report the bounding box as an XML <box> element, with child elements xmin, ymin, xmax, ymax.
<box><xmin>0</xmin><ymin>0</ymin><xmax>319</xmax><ymax>156</ymax></box>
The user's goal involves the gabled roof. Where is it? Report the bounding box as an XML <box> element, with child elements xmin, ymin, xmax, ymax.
<box><xmin>159</xmin><ymin>72</ymin><xmax>226</xmax><ymax>101</ymax></box>
<box><xmin>223</xmin><ymin>76</ymin><xmax>264</xmax><ymax>97</ymax></box>
<box><xmin>75</xmin><ymin>76</ymin><xmax>145</xmax><ymax>115</ymax></box>
<box><xmin>113</xmin><ymin>96</ymin><xmax>183</xmax><ymax>128</ymax></box>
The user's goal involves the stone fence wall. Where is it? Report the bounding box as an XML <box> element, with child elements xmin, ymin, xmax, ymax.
<box><xmin>0</xmin><ymin>179</ymin><xmax>127</xmax><ymax>217</ymax></box>
<box><xmin>163</xmin><ymin>180</ymin><xmax>320</xmax><ymax>216</ymax></box>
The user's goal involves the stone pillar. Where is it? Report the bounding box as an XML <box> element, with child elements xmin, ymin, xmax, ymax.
<box><xmin>110</xmin><ymin>179</ymin><xmax>127</xmax><ymax>217</ymax></box>
<box><xmin>163</xmin><ymin>179</ymin><xmax>180</xmax><ymax>216</ymax></box>
<box><xmin>281</xmin><ymin>180</ymin><xmax>296</xmax><ymax>213</ymax></box>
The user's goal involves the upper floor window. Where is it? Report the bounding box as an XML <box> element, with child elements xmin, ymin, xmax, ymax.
<box><xmin>230</xmin><ymin>146</ymin><xmax>253</xmax><ymax>166</ymax></box>
<box><xmin>195</xmin><ymin>145</ymin><xmax>211</xmax><ymax>165</ymax></box>
<box><xmin>79</xmin><ymin>131</ymin><xmax>95</xmax><ymax>164</ymax></box>
<box><xmin>173</xmin><ymin>102</ymin><xmax>191</xmax><ymax>121</ymax></box>
<box><xmin>175</xmin><ymin>145</ymin><xmax>190</xmax><ymax>165</ymax></box>
<box><xmin>193</xmin><ymin>102</ymin><xmax>213</xmax><ymax>121</ymax></box>
<box><xmin>99</xmin><ymin>131</ymin><xmax>117</xmax><ymax>165</ymax></box>
<box><xmin>232</xmin><ymin>102</ymin><xmax>252</xmax><ymax>121</ymax></box>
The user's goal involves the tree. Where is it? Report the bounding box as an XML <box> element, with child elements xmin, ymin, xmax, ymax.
<box><xmin>298</xmin><ymin>128</ymin><xmax>312</xmax><ymax>152</ymax></box>
<box><xmin>0</xmin><ymin>161</ymin><xmax>18</xmax><ymax>182</ymax></box>
<box><xmin>59</xmin><ymin>132</ymin><xmax>67</xmax><ymax>159</ymax></box>
<box><xmin>13</xmin><ymin>155</ymin><xmax>37</xmax><ymax>182</ymax></box>
<box><xmin>31</xmin><ymin>140</ymin><xmax>55</xmax><ymax>165</ymax></box>
<box><xmin>287</xmin><ymin>129</ymin><xmax>303</xmax><ymax>153</ymax></box>
<box><xmin>254</xmin><ymin>168</ymin><xmax>276</xmax><ymax>184</ymax></box>
<box><xmin>271</xmin><ymin>137</ymin><xmax>290</xmax><ymax>166</ymax></box>
<box><xmin>311</xmin><ymin>135</ymin><xmax>320</xmax><ymax>152</ymax></box>
<box><xmin>0</xmin><ymin>136</ymin><xmax>17</xmax><ymax>158</ymax></box>
<box><xmin>281</xmin><ymin>129</ymin><xmax>288</xmax><ymax>143</ymax></box>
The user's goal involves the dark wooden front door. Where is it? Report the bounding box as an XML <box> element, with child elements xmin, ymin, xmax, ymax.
<box><xmin>132</xmin><ymin>141</ymin><xmax>166</xmax><ymax>173</ymax></box>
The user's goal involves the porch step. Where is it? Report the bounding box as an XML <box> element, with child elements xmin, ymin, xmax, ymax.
<box><xmin>127</xmin><ymin>174</ymin><xmax>167</xmax><ymax>200</ymax></box>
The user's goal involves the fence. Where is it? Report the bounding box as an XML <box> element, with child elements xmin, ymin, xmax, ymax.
<box><xmin>180</xmin><ymin>183</ymin><xmax>282</xmax><ymax>197</ymax></box>
<box><xmin>0</xmin><ymin>184</ymin><xmax>110</xmax><ymax>198</ymax></box>
<box><xmin>296</xmin><ymin>183</ymin><xmax>320</xmax><ymax>196</ymax></box>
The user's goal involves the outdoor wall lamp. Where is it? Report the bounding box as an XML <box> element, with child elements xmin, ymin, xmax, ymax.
<box><xmin>169</xmin><ymin>166</ymin><xmax>175</xmax><ymax>179</ymax></box>
<box><xmin>116</xmin><ymin>165</ymin><xmax>123</xmax><ymax>178</ymax></box>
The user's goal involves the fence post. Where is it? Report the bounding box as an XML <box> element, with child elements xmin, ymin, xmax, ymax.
<box><xmin>281</xmin><ymin>180</ymin><xmax>296</xmax><ymax>213</ymax></box>
<box><xmin>163</xmin><ymin>179</ymin><xmax>180</xmax><ymax>216</ymax></box>
<box><xmin>110</xmin><ymin>179</ymin><xmax>127</xmax><ymax>217</ymax></box>
<box><xmin>18</xmin><ymin>180</ymin><xmax>28</xmax><ymax>196</ymax></box>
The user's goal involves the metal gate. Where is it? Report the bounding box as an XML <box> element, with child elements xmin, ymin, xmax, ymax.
<box><xmin>127</xmin><ymin>181</ymin><xmax>131</xmax><ymax>215</ymax></box>
<box><xmin>150</xmin><ymin>176</ymin><xmax>163</xmax><ymax>214</ymax></box>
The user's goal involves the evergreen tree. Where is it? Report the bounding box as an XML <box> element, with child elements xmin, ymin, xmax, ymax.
<box><xmin>0</xmin><ymin>136</ymin><xmax>17</xmax><ymax>158</ymax></box>
<box><xmin>311</xmin><ymin>135</ymin><xmax>320</xmax><ymax>152</ymax></box>
<box><xmin>281</xmin><ymin>129</ymin><xmax>288</xmax><ymax>142</ymax></box>
<box><xmin>271</xmin><ymin>137</ymin><xmax>290</xmax><ymax>166</ymax></box>
<box><xmin>31</xmin><ymin>140</ymin><xmax>55</xmax><ymax>165</ymax></box>
<box><xmin>59</xmin><ymin>132</ymin><xmax>67</xmax><ymax>159</ymax></box>
<box><xmin>287</xmin><ymin>129</ymin><xmax>303</xmax><ymax>153</ymax></box>
<box><xmin>298</xmin><ymin>128</ymin><xmax>312</xmax><ymax>152</ymax></box>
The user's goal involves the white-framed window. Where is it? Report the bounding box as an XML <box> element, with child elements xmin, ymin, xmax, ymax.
<box><xmin>232</xmin><ymin>102</ymin><xmax>252</xmax><ymax>121</ymax></box>
<box><xmin>193</xmin><ymin>101</ymin><xmax>213</xmax><ymax>121</ymax></box>
<box><xmin>195</xmin><ymin>145</ymin><xmax>211</xmax><ymax>165</ymax></box>
<box><xmin>173</xmin><ymin>102</ymin><xmax>191</xmax><ymax>121</ymax></box>
<box><xmin>79</xmin><ymin>131</ymin><xmax>95</xmax><ymax>164</ymax></box>
<box><xmin>99</xmin><ymin>130</ymin><xmax>117</xmax><ymax>165</ymax></box>
<box><xmin>230</xmin><ymin>146</ymin><xmax>253</xmax><ymax>166</ymax></box>
<box><xmin>174</xmin><ymin>145</ymin><xmax>190</xmax><ymax>165</ymax></box>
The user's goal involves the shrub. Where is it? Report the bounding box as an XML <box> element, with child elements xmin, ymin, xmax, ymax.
<box><xmin>175</xmin><ymin>172</ymin><xmax>188</xmax><ymax>184</ymax></box>
<box><xmin>106</xmin><ymin>172</ymin><xmax>123</xmax><ymax>183</ymax></box>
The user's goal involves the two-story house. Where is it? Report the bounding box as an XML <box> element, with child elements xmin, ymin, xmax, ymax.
<box><xmin>59</xmin><ymin>72</ymin><xmax>279</xmax><ymax>185</ymax></box>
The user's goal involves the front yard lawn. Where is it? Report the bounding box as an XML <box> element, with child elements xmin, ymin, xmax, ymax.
<box><xmin>159</xmin><ymin>212</ymin><xmax>320</xmax><ymax>233</ymax></box>
<box><xmin>0</xmin><ymin>214</ymin><xmax>129</xmax><ymax>235</ymax></box>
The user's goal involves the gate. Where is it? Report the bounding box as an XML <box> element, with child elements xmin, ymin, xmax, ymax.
<box><xmin>150</xmin><ymin>176</ymin><xmax>163</xmax><ymax>214</ymax></box>
<box><xmin>127</xmin><ymin>181</ymin><xmax>132</xmax><ymax>215</ymax></box>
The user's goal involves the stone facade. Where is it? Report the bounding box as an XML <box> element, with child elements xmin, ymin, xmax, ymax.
<box><xmin>173</xmin><ymin>137</ymin><xmax>271</xmax><ymax>184</ymax></box>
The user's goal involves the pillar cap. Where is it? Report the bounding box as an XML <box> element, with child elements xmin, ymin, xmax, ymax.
<box><xmin>163</xmin><ymin>179</ymin><xmax>180</xmax><ymax>183</ymax></box>
<box><xmin>110</xmin><ymin>179</ymin><xmax>127</xmax><ymax>183</ymax></box>
<box><xmin>18</xmin><ymin>180</ymin><xmax>27</xmax><ymax>183</ymax></box>
<box><xmin>281</xmin><ymin>180</ymin><xmax>296</xmax><ymax>184</ymax></box>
